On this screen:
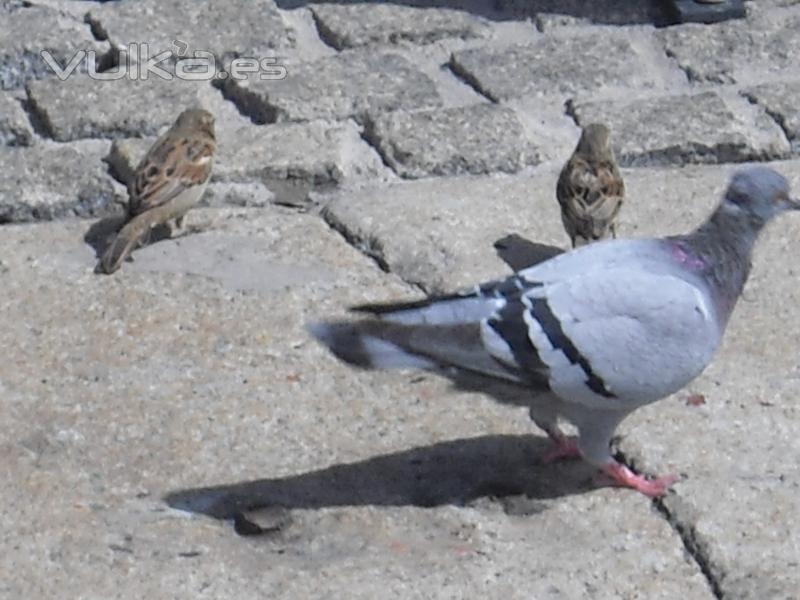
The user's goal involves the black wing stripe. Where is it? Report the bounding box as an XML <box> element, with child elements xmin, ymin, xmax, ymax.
<box><xmin>529</xmin><ymin>298</ymin><xmax>616</xmax><ymax>398</ymax></box>
<box><xmin>486</xmin><ymin>291</ymin><xmax>546</xmax><ymax>373</ymax></box>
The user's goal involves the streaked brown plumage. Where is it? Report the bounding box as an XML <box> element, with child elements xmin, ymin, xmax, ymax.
<box><xmin>556</xmin><ymin>123</ymin><xmax>624</xmax><ymax>248</ymax></box>
<box><xmin>98</xmin><ymin>108</ymin><xmax>215</xmax><ymax>274</ymax></box>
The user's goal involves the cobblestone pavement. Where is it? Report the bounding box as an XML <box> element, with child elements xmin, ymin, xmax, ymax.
<box><xmin>2</xmin><ymin>1</ymin><xmax>800</xmax><ymax>598</ymax></box>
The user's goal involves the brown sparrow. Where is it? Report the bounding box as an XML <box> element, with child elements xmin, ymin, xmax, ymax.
<box><xmin>98</xmin><ymin>108</ymin><xmax>216</xmax><ymax>274</ymax></box>
<box><xmin>556</xmin><ymin>123</ymin><xmax>624</xmax><ymax>248</ymax></box>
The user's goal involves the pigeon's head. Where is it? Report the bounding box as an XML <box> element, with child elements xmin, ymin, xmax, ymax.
<box><xmin>577</xmin><ymin>123</ymin><xmax>611</xmax><ymax>156</ymax></box>
<box><xmin>723</xmin><ymin>166</ymin><xmax>799</xmax><ymax>223</ymax></box>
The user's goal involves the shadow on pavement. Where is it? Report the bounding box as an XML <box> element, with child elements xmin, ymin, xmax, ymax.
<box><xmin>493</xmin><ymin>233</ymin><xmax>564</xmax><ymax>272</ymax></box>
<box><xmin>165</xmin><ymin>433</ymin><xmax>595</xmax><ymax>524</ymax></box>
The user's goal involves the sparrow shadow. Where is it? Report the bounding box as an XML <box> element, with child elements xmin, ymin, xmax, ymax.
<box><xmin>83</xmin><ymin>216</ymin><xmax>172</xmax><ymax>261</ymax></box>
<box><xmin>493</xmin><ymin>234</ymin><xmax>565</xmax><ymax>272</ymax></box>
<box><xmin>165</xmin><ymin>433</ymin><xmax>595</xmax><ymax>522</ymax></box>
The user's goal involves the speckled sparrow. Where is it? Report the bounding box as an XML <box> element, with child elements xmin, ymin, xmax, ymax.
<box><xmin>98</xmin><ymin>108</ymin><xmax>216</xmax><ymax>274</ymax></box>
<box><xmin>556</xmin><ymin>123</ymin><xmax>625</xmax><ymax>248</ymax></box>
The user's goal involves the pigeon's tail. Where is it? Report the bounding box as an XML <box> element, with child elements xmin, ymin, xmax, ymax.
<box><xmin>97</xmin><ymin>214</ymin><xmax>151</xmax><ymax>274</ymax></box>
<box><xmin>307</xmin><ymin>318</ymin><xmax>521</xmax><ymax>383</ymax></box>
<box><xmin>307</xmin><ymin>321</ymin><xmax>438</xmax><ymax>370</ymax></box>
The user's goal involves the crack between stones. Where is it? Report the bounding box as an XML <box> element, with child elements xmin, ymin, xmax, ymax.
<box><xmin>318</xmin><ymin>205</ymin><xmax>427</xmax><ymax>294</ymax></box>
<box><xmin>18</xmin><ymin>90</ymin><xmax>53</xmax><ymax>140</ymax></box>
<box><xmin>740</xmin><ymin>90</ymin><xmax>795</xmax><ymax>152</ymax></box>
<box><xmin>444</xmin><ymin>57</ymin><xmax>498</xmax><ymax>104</ymax></box>
<box><xmin>306</xmin><ymin>6</ymin><xmax>344</xmax><ymax>52</ymax></box>
<box><xmin>358</xmin><ymin>119</ymin><xmax>399</xmax><ymax>176</ymax></box>
<box><xmin>616</xmin><ymin>450</ymin><xmax>725</xmax><ymax>600</ymax></box>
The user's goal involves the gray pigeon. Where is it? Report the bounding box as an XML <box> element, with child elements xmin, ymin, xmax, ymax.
<box><xmin>309</xmin><ymin>166</ymin><xmax>798</xmax><ymax>497</ymax></box>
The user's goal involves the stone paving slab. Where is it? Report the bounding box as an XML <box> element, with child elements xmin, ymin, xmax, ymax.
<box><xmin>87</xmin><ymin>0</ymin><xmax>294</xmax><ymax>65</ymax></box>
<box><xmin>0</xmin><ymin>140</ymin><xmax>125</xmax><ymax>222</ymax></box>
<box><xmin>107</xmin><ymin>119</ymin><xmax>389</xmax><ymax>206</ymax></box>
<box><xmin>0</xmin><ymin>207</ymin><xmax>712</xmax><ymax>599</ymax></box>
<box><xmin>0</xmin><ymin>4</ymin><xmax>106</xmax><ymax>90</ymax></box>
<box><xmin>364</xmin><ymin>104</ymin><xmax>540</xmax><ymax>179</ymax></box>
<box><xmin>450</xmin><ymin>28</ymin><xmax>684</xmax><ymax>102</ymax></box>
<box><xmin>0</xmin><ymin>91</ymin><xmax>33</xmax><ymax>146</ymax></box>
<box><xmin>742</xmin><ymin>80</ymin><xmax>800</xmax><ymax>150</ymax></box>
<box><xmin>223</xmin><ymin>50</ymin><xmax>443</xmax><ymax>123</ymax></box>
<box><xmin>309</xmin><ymin>2</ymin><xmax>491</xmax><ymax>50</ymax></box>
<box><xmin>659</xmin><ymin>5</ymin><xmax>800</xmax><ymax>84</ymax></box>
<box><xmin>25</xmin><ymin>74</ymin><xmax>214</xmax><ymax>142</ymax></box>
<box><xmin>570</xmin><ymin>90</ymin><xmax>790</xmax><ymax>167</ymax></box>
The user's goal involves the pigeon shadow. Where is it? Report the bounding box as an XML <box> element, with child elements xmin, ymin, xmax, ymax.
<box><xmin>165</xmin><ymin>433</ymin><xmax>596</xmax><ymax>522</ymax></box>
<box><xmin>493</xmin><ymin>233</ymin><xmax>565</xmax><ymax>272</ymax></box>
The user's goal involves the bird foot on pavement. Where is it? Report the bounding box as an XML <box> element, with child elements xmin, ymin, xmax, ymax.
<box><xmin>599</xmin><ymin>462</ymin><xmax>678</xmax><ymax>498</ymax></box>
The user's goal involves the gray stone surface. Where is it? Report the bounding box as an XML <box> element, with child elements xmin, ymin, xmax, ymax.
<box><xmin>364</xmin><ymin>104</ymin><xmax>540</xmax><ymax>178</ymax></box>
<box><xmin>743</xmin><ymin>80</ymin><xmax>800</xmax><ymax>149</ymax></box>
<box><xmin>107</xmin><ymin>119</ymin><xmax>389</xmax><ymax>206</ymax></box>
<box><xmin>26</xmin><ymin>74</ymin><xmax>213</xmax><ymax>142</ymax></box>
<box><xmin>0</xmin><ymin>91</ymin><xmax>33</xmax><ymax>146</ymax></box>
<box><xmin>87</xmin><ymin>0</ymin><xmax>294</xmax><ymax>66</ymax></box>
<box><xmin>450</xmin><ymin>29</ymin><xmax>683</xmax><ymax>102</ymax></box>
<box><xmin>310</xmin><ymin>3</ymin><xmax>491</xmax><ymax>49</ymax></box>
<box><xmin>0</xmin><ymin>208</ymin><xmax>713</xmax><ymax>600</ymax></box>
<box><xmin>571</xmin><ymin>90</ymin><xmax>790</xmax><ymax>167</ymax></box>
<box><xmin>659</xmin><ymin>6</ymin><xmax>800</xmax><ymax>84</ymax></box>
<box><xmin>0</xmin><ymin>5</ymin><xmax>106</xmax><ymax>90</ymax></box>
<box><xmin>223</xmin><ymin>51</ymin><xmax>443</xmax><ymax>123</ymax></box>
<box><xmin>0</xmin><ymin>140</ymin><xmax>125</xmax><ymax>222</ymax></box>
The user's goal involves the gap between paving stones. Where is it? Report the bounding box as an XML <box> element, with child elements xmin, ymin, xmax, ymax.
<box><xmin>619</xmin><ymin>448</ymin><xmax>726</xmax><ymax>600</ymax></box>
<box><xmin>740</xmin><ymin>90</ymin><xmax>796</xmax><ymax>154</ymax></box>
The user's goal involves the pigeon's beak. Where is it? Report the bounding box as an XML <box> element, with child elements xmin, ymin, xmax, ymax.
<box><xmin>787</xmin><ymin>197</ymin><xmax>800</xmax><ymax>211</ymax></box>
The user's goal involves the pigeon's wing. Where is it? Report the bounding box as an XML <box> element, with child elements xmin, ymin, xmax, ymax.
<box><xmin>312</xmin><ymin>238</ymin><xmax>719</xmax><ymax>400</ymax></box>
<box><xmin>129</xmin><ymin>133</ymin><xmax>213</xmax><ymax>215</ymax></box>
<box><xmin>489</xmin><ymin>259</ymin><xmax>721</xmax><ymax>410</ymax></box>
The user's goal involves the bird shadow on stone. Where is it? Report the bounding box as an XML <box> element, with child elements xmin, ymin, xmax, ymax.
<box><xmin>493</xmin><ymin>233</ymin><xmax>565</xmax><ymax>272</ymax></box>
<box><xmin>83</xmin><ymin>216</ymin><xmax>172</xmax><ymax>261</ymax></box>
<box><xmin>165</xmin><ymin>426</ymin><xmax>596</xmax><ymax>533</ymax></box>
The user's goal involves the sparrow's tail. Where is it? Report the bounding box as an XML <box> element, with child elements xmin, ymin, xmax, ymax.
<box><xmin>97</xmin><ymin>213</ymin><xmax>152</xmax><ymax>274</ymax></box>
<box><xmin>308</xmin><ymin>293</ymin><xmax>521</xmax><ymax>383</ymax></box>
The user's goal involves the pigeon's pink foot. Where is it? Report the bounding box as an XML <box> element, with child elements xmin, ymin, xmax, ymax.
<box><xmin>600</xmin><ymin>462</ymin><xmax>678</xmax><ymax>498</ymax></box>
<box><xmin>540</xmin><ymin>434</ymin><xmax>582</xmax><ymax>464</ymax></box>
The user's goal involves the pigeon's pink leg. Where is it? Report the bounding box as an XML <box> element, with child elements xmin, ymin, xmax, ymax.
<box><xmin>540</xmin><ymin>429</ymin><xmax>582</xmax><ymax>463</ymax></box>
<box><xmin>600</xmin><ymin>462</ymin><xmax>678</xmax><ymax>498</ymax></box>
